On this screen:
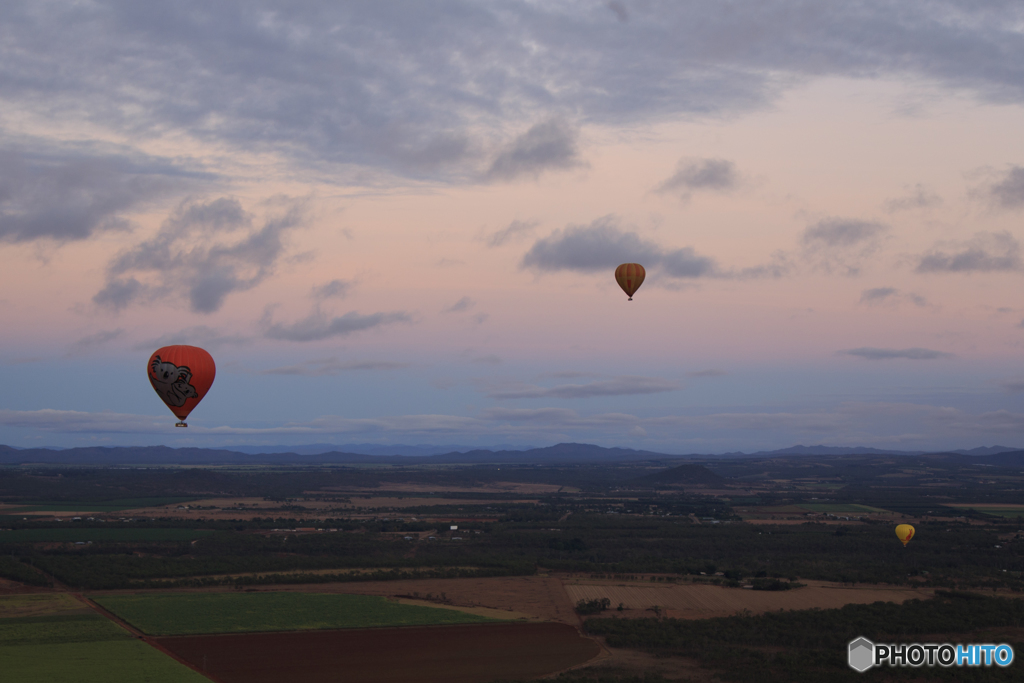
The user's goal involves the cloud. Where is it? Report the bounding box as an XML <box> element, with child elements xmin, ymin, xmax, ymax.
<box><xmin>800</xmin><ymin>218</ymin><xmax>888</xmax><ymax>276</ymax></box>
<box><xmin>916</xmin><ymin>232</ymin><xmax>1022</xmax><ymax>273</ymax></box>
<box><xmin>521</xmin><ymin>215</ymin><xmax>716</xmax><ymax>276</ymax></box>
<box><xmin>521</xmin><ymin>215</ymin><xmax>786</xmax><ymax>280</ymax></box>
<box><xmin>486</xmin><ymin>219</ymin><xmax>539</xmax><ymax>248</ymax></box>
<box><xmin>990</xmin><ymin>167</ymin><xmax>1024</xmax><ymax>209</ymax></box>
<box><xmin>859</xmin><ymin>287</ymin><xmax>929</xmax><ymax>307</ymax></box>
<box><xmin>65</xmin><ymin>329</ymin><xmax>125</xmax><ymax>357</ymax></box>
<box><xmin>860</xmin><ymin>287</ymin><xmax>898</xmax><ymax>304</ymax></box>
<box><xmin>3</xmin><ymin>4</ymin><xmax>1024</xmax><ymax>186</ymax></box>
<box><xmin>802</xmin><ymin>218</ymin><xmax>886</xmax><ymax>249</ymax></box>
<box><xmin>656</xmin><ymin>158</ymin><xmax>738</xmax><ymax>199</ymax></box>
<box><xmin>487</xmin><ymin>375</ymin><xmax>679</xmax><ymax>399</ymax></box>
<box><xmin>134</xmin><ymin>325</ymin><xmax>252</xmax><ymax>351</ymax></box>
<box><xmin>839</xmin><ymin>347</ymin><xmax>954</xmax><ymax>360</ymax></box>
<box><xmin>484</xmin><ymin>119</ymin><xmax>584</xmax><ymax>182</ymax></box>
<box><xmin>1001</xmin><ymin>380</ymin><xmax>1024</xmax><ymax>393</ymax></box>
<box><xmin>884</xmin><ymin>184</ymin><xmax>942</xmax><ymax>212</ymax></box>
<box><xmin>261</xmin><ymin>358</ymin><xmax>409</xmax><ymax>376</ymax></box>
<box><xmin>480</xmin><ymin>407</ymin><xmax>584</xmax><ymax>423</ymax></box>
<box><xmin>0</xmin><ymin>409</ymin><xmax>170</xmax><ymax>433</ymax></box>
<box><xmin>94</xmin><ymin>197</ymin><xmax>306</xmax><ymax>313</ymax></box>
<box><xmin>262</xmin><ymin>310</ymin><xmax>412</xmax><ymax>342</ymax></box>
<box><xmin>607</xmin><ymin>1</ymin><xmax>629</xmax><ymax>22</ymax></box>
<box><xmin>470</xmin><ymin>354</ymin><xmax>502</xmax><ymax>365</ymax></box>
<box><xmin>540</xmin><ymin>371</ymin><xmax>601</xmax><ymax>379</ymax></box>
<box><xmin>312</xmin><ymin>279</ymin><xmax>352</xmax><ymax>299</ymax></box>
<box><xmin>686</xmin><ymin>369</ymin><xmax>727</xmax><ymax>378</ymax></box>
<box><xmin>443</xmin><ymin>297</ymin><xmax>475</xmax><ymax>313</ymax></box>
<box><xmin>0</xmin><ymin>146</ymin><xmax>202</xmax><ymax>243</ymax></box>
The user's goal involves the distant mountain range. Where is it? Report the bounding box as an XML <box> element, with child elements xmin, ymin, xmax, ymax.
<box><xmin>0</xmin><ymin>442</ymin><xmax>1022</xmax><ymax>466</ymax></box>
<box><xmin>738</xmin><ymin>444</ymin><xmax>1022</xmax><ymax>457</ymax></box>
<box><xmin>227</xmin><ymin>443</ymin><xmax>536</xmax><ymax>457</ymax></box>
<box><xmin>0</xmin><ymin>442</ymin><xmax>674</xmax><ymax>465</ymax></box>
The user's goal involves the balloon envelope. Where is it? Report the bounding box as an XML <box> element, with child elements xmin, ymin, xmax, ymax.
<box><xmin>147</xmin><ymin>345</ymin><xmax>216</xmax><ymax>423</ymax></box>
<box><xmin>895</xmin><ymin>524</ymin><xmax>915</xmax><ymax>547</ymax></box>
<box><xmin>615</xmin><ymin>263</ymin><xmax>646</xmax><ymax>300</ymax></box>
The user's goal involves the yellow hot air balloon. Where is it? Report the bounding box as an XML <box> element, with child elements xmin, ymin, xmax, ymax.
<box><xmin>615</xmin><ymin>263</ymin><xmax>646</xmax><ymax>301</ymax></box>
<box><xmin>895</xmin><ymin>524</ymin><xmax>915</xmax><ymax>547</ymax></box>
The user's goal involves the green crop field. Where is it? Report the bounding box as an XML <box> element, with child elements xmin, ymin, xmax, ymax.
<box><xmin>798</xmin><ymin>503</ymin><xmax>889</xmax><ymax>513</ymax></box>
<box><xmin>94</xmin><ymin>591</ymin><xmax>500</xmax><ymax>636</ymax></box>
<box><xmin>0</xmin><ymin>596</ymin><xmax>211</xmax><ymax>682</ymax></box>
<box><xmin>0</xmin><ymin>640</ymin><xmax>213</xmax><ymax>682</ymax></box>
<box><xmin>0</xmin><ymin>528</ymin><xmax>215</xmax><ymax>544</ymax></box>
<box><xmin>0</xmin><ymin>613</ymin><xmax>129</xmax><ymax>646</ymax></box>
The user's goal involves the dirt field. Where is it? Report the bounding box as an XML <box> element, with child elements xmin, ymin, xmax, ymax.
<box><xmin>156</xmin><ymin>622</ymin><xmax>600</xmax><ymax>683</ymax></box>
<box><xmin>243</xmin><ymin>575</ymin><xmax>582</xmax><ymax>625</ymax></box>
<box><xmin>563</xmin><ymin>578</ymin><xmax>933</xmax><ymax>619</ymax></box>
<box><xmin>0</xmin><ymin>577</ymin><xmax>54</xmax><ymax>596</ymax></box>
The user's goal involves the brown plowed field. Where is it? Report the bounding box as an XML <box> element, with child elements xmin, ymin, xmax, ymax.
<box><xmin>156</xmin><ymin>622</ymin><xmax>600</xmax><ymax>683</ymax></box>
<box><xmin>564</xmin><ymin>579</ymin><xmax>933</xmax><ymax>619</ymax></box>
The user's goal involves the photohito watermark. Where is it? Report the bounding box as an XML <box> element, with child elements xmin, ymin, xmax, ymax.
<box><xmin>848</xmin><ymin>637</ymin><xmax>1014</xmax><ymax>672</ymax></box>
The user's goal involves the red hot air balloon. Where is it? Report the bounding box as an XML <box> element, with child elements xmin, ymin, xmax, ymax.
<box><xmin>147</xmin><ymin>345</ymin><xmax>216</xmax><ymax>427</ymax></box>
<box><xmin>615</xmin><ymin>263</ymin><xmax>646</xmax><ymax>300</ymax></box>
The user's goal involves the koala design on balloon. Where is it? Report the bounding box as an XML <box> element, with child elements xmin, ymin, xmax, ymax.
<box><xmin>149</xmin><ymin>356</ymin><xmax>199</xmax><ymax>407</ymax></box>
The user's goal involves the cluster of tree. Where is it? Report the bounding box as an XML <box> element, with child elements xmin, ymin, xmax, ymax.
<box><xmin>575</xmin><ymin>597</ymin><xmax>612</xmax><ymax>615</ymax></box>
<box><xmin>584</xmin><ymin>592</ymin><xmax>1024</xmax><ymax>682</ymax></box>
<box><xmin>0</xmin><ymin>556</ymin><xmax>51</xmax><ymax>586</ymax></box>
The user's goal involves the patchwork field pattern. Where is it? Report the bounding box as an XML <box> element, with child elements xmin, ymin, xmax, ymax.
<box><xmin>94</xmin><ymin>591</ymin><xmax>498</xmax><ymax>635</ymax></box>
<box><xmin>0</xmin><ymin>594</ymin><xmax>210</xmax><ymax>683</ymax></box>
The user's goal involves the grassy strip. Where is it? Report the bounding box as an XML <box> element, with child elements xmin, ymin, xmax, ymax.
<box><xmin>0</xmin><ymin>613</ymin><xmax>130</xmax><ymax>646</ymax></box>
<box><xmin>0</xmin><ymin>640</ymin><xmax>213</xmax><ymax>683</ymax></box>
<box><xmin>94</xmin><ymin>592</ymin><xmax>499</xmax><ymax>636</ymax></box>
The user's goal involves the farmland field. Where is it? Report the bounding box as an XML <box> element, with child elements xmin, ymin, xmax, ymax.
<box><xmin>563</xmin><ymin>579</ymin><xmax>933</xmax><ymax>618</ymax></box>
<box><xmin>944</xmin><ymin>504</ymin><xmax>1024</xmax><ymax>519</ymax></box>
<box><xmin>0</xmin><ymin>528</ymin><xmax>215</xmax><ymax>544</ymax></box>
<box><xmin>157</xmin><ymin>621</ymin><xmax>600</xmax><ymax>683</ymax></box>
<box><xmin>94</xmin><ymin>591</ymin><xmax>499</xmax><ymax>635</ymax></box>
<box><xmin>797</xmin><ymin>503</ymin><xmax>888</xmax><ymax>513</ymax></box>
<box><xmin>0</xmin><ymin>641</ymin><xmax>213</xmax><ymax>683</ymax></box>
<box><xmin>0</xmin><ymin>594</ymin><xmax>211</xmax><ymax>682</ymax></box>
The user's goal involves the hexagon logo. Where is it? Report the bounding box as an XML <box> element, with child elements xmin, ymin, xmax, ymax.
<box><xmin>848</xmin><ymin>637</ymin><xmax>875</xmax><ymax>672</ymax></box>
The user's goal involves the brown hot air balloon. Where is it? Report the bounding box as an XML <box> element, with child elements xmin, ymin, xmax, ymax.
<box><xmin>615</xmin><ymin>263</ymin><xmax>646</xmax><ymax>300</ymax></box>
<box><xmin>147</xmin><ymin>345</ymin><xmax>216</xmax><ymax>427</ymax></box>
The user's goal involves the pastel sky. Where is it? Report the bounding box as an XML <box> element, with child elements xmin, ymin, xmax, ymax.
<box><xmin>3</xmin><ymin>1</ymin><xmax>1024</xmax><ymax>452</ymax></box>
